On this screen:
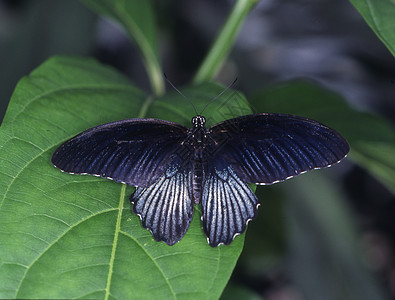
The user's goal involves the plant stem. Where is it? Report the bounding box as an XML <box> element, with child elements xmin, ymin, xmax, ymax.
<box><xmin>82</xmin><ymin>0</ymin><xmax>165</xmax><ymax>97</ymax></box>
<box><xmin>193</xmin><ymin>0</ymin><xmax>258</xmax><ymax>84</ymax></box>
<box><xmin>143</xmin><ymin>55</ymin><xmax>165</xmax><ymax>97</ymax></box>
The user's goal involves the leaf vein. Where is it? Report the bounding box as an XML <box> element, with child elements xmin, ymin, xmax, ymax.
<box><xmin>119</xmin><ymin>230</ymin><xmax>177</xmax><ymax>299</ymax></box>
<box><xmin>14</xmin><ymin>207</ymin><xmax>117</xmax><ymax>298</ymax></box>
<box><xmin>10</xmin><ymin>84</ymin><xmax>139</xmax><ymax>125</ymax></box>
<box><xmin>104</xmin><ymin>184</ymin><xmax>126</xmax><ymax>300</ymax></box>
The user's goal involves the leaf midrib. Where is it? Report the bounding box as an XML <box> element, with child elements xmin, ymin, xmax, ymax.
<box><xmin>14</xmin><ymin>207</ymin><xmax>118</xmax><ymax>298</ymax></box>
<box><xmin>104</xmin><ymin>184</ymin><xmax>126</xmax><ymax>300</ymax></box>
<box><xmin>102</xmin><ymin>92</ymin><xmax>178</xmax><ymax>299</ymax></box>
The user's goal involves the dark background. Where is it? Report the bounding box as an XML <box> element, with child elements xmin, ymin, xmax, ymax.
<box><xmin>0</xmin><ymin>0</ymin><xmax>394</xmax><ymax>299</ymax></box>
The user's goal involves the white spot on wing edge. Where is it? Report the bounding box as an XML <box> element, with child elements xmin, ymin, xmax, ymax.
<box><xmin>254</xmin><ymin>153</ymin><xmax>348</xmax><ymax>185</ymax></box>
<box><xmin>232</xmin><ymin>232</ymin><xmax>241</xmax><ymax>240</ymax></box>
<box><xmin>54</xmin><ymin>166</ymin><xmax>132</xmax><ymax>186</ymax></box>
<box><xmin>133</xmin><ymin>210</ymin><xmax>142</xmax><ymax>220</ymax></box>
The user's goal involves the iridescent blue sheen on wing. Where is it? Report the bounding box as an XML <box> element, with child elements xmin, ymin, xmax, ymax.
<box><xmin>210</xmin><ymin>113</ymin><xmax>350</xmax><ymax>185</ymax></box>
<box><xmin>201</xmin><ymin>164</ymin><xmax>259</xmax><ymax>247</ymax></box>
<box><xmin>51</xmin><ymin>119</ymin><xmax>188</xmax><ymax>187</ymax></box>
<box><xmin>131</xmin><ymin>163</ymin><xmax>193</xmax><ymax>245</ymax></box>
<box><xmin>51</xmin><ymin>112</ymin><xmax>350</xmax><ymax>247</ymax></box>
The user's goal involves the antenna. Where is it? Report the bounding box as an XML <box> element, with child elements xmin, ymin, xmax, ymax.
<box><xmin>164</xmin><ymin>74</ymin><xmax>238</xmax><ymax>116</ymax></box>
<box><xmin>164</xmin><ymin>74</ymin><xmax>198</xmax><ymax>116</ymax></box>
<box><xmin>199</xmin><ymin>78</ymin><xmax>238</xmax><ymax>115</ymax></box>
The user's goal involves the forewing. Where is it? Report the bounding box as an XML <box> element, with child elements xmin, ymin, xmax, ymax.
<box><xmin>201</xmin><ymin>164</ymin><xmax>259</xmax><ymax>247</ymax></box>
<box><xmin>210</xmin><ymin>113</ymin><xmax>350</xmax><ymax>184</ymax></box>
<box><xmin>131</xmin><ymin>162</ymin><xmax>194</xmax><ymax>245</ymax></box>
<box><xmin>51</xmin><ymin>119</ymin><xmax>188</xmax><ymax>187</ymax></box>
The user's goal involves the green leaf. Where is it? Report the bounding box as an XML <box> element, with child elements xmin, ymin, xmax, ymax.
<box><xmin>349</xmin><ymin>0</ymin><xmax>395</xmax><ymax>57</ymax></box>
<box><xmin>238</xmin><ymin>186</ymin><xmax>286</xmax><ymax>275</ymax></box>
<box><xmin>81</xmin><ymin>0</ymin><xmax>164</xmax><ymax>95</ymax></box>
<box><xmin>193</xmin><ymin>0</ymin><xmax>259</xmax><ymax>84</ymax></box>
<box><xmin>250</xmin><ymin>80</ymin><xmax>395</xmax><ymax>194</ymax></box>
<box><xmin>0</xmin><ymin>56</ymin><xmax>252</xmax><ymax>299</ymax></box>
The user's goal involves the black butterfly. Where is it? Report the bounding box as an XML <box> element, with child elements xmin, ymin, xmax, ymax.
<box><xmin>51</xmin><ymin>112</ymin><xmax>349</xmax><ymax>247</ymax></box>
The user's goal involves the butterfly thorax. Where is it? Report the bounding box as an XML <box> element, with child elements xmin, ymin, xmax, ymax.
<box><xmin>188</xmin><ymin>115</ymin><xmax>210</xmax><ymax>154</ymax></box>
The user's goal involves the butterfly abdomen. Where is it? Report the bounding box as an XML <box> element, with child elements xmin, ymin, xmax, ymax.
<box><xmin>192</xmin><ymin>160</ymin><xmax>204</xmax><ymax>204</ymax></box>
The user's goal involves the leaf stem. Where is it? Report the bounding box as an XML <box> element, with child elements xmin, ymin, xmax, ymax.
<box><xmin>193</xmin><ymin>0</ymin><xmax>258</xmax><ymax>84</ymax></box>
<box><xmin>144</xmin><ymin>58</ymin><xmax>165</xmax><ymax>97</ymax></box>
<box><xmin>81</xmin><ymin>0</ymin><xmax>165</xmax><ymax>96</ymax></box>
<box><xmin>105</xmin><ymin>184</ymin><xmax>126</xmax><ymax>300</ymax></box>
<box><xmin>113</xmin><ymin>5</ymin><xmax>165</xmax><ymax>96</ymax></box>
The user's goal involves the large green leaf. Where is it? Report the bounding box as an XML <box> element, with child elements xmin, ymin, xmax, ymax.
<box><xmin>0</xmin><ymin>56</ymin><xmax>251</xmax><ymax>299</ymax></box>
<box><xmin>250</xmin><ymin>80</ymin><xmax>395</xmax><ymax>195</ymax></box>
<box><xmin>81</xmin><ymin>0</ymin><xmax>164</xmax><ymax>95</ymax></box>
<box><xmin>349</xmin><ymin>0</ymin><xmax>395</xmax><ymax>57</ymax></box>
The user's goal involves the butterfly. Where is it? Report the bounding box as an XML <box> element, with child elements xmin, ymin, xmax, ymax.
<box><xmin>51</xmin><ymin>108</ymin><xmax>349</xmax><ymax>247</ymax></box>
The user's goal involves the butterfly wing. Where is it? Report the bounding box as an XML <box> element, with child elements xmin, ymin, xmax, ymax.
<box><xmin>51</xmin><ymin>119</ymin><xmax>188</xmax><ymax>187</ymax></box>
<box><xmin>131</xmin><ymin>161</ymin><xmax>194</xmax><ymax>245</ymax></box>
<box><xmin>209</xmin><ymin>113</ymin><xmax>350</xmax><ymax>184</ymax></box>
<box><xmin>201</xmin><ymin>160</ymin><xmax>259</xmax><ymax>247</ymax></box>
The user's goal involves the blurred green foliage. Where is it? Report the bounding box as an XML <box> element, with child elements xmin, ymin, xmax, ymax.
<box><xmin>0</xmin><ymin>0</ymin><xmax>393</xmax><ymax>299</ymax></box>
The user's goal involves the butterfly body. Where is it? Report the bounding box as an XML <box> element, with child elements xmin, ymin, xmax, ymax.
<box><xmin>52</xmin><ymin>113</ymin><xmax>349</xmax><ymax>247</ymax></box>
<box><xmin>191</xmin><ymin>159</ymin><xmax>205</xmax><ymax>204</ymax></box>
<box><xmin>184</xmin><ymin>115</ymin><xmax>214</xmax><ymax>204</ymax></box>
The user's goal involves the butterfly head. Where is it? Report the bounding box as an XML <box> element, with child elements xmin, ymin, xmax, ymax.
<box><xmin>192</xmin><ymin>115</ymin><xmax>206</xmax><ymax>128</ymax></box>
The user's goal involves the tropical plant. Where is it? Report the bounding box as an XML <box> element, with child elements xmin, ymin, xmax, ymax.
<box><xmin>0</xmin><ymin>0</ymin><xmax>394</xmax><ymax>299</ymax></box>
